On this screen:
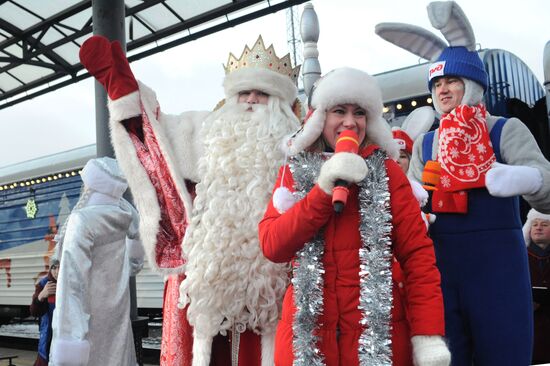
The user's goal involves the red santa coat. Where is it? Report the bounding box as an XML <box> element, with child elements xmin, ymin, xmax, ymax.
<box><xmin>259</xmin><ymin>145</ymin><xmax>444</xmax><ymax>366</ymax></box>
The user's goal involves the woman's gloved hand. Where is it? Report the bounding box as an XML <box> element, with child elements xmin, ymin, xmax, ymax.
<box><xmin>317</xmin><ymin>152</ymin><xmax>368</xmax><ymax>194</ymax></box>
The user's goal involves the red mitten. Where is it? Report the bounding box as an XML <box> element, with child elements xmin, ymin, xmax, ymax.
<box><xmin>79</xmin><ymin>35</ymin><xmax>139</xmax><ymax>100</ymax></box>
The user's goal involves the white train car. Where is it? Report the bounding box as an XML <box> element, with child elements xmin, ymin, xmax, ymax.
<box><xmin>0</xmin><ymin>145</ymin><xmax>163</xmax><ymax>321</ymax></box>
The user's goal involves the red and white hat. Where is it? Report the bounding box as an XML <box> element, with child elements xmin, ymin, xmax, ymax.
<box><xmin>283</xmin><ymin>67</ymin><xmax>399</xmax><ymax>159</ymax></box>
<box><xmin>392</xmin><ymin>128</ymin><xmax>414</xmax><ymax>155</ymax></box>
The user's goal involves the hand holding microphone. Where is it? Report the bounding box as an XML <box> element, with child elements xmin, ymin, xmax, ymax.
<box><xmin>317</xmin><ymin>130</ymin><xmax>367</xmax><ymax>213</ymax></box>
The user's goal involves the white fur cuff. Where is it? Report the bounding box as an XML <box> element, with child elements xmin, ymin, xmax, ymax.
<box><xmin>411</xmin><ymin>335</ymin><xmax>451</xmax><ymax>366</ymax></box>
<box><xmin>51</xmin><ymin>338</ymin><xmax>91</xmax><ymax>365</ymax></box>
<box><xmin>108</xmin><ymin>91</ymin><xmax>141</xmax><ymax>121</ymax></box>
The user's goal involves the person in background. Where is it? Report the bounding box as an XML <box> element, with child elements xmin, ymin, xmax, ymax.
<box><xmin>259</xmin><ymin>67</ymin><xmax>450</xmax><ymax>366</ymax></box>
<box><xmin>523</xmin><ymin>209</ymin><xmax>550</xmax><ymax>364</ymax></box>
<box><xmin>30</xmin><ymin>257</ymin><xmax>59</xmax><ymax>366</ymax></box>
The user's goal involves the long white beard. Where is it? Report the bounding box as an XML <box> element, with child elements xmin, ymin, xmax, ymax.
<box><xmin>179</xmin><ymin>103</ymin><xmax>296</xmax><ymax>338</ymax></box>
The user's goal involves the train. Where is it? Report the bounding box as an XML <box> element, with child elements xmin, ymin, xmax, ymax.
<box><xmin>0</xmin><ymin>144</ymin><xmax>164</xmax><ymax>322</ymax></box>
<box><xmin>0</xmin><ymin>47</ymin><xmax>547</xmax><ymax>323</ymax></box>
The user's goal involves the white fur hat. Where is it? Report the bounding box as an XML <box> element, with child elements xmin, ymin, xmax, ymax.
<box><xmin>81</xmin><ymin>157</ymin><xmax>128</xmax><ymax>198</ymax></box>
<box><xmin>223</xmin><ymin>67</ymin><xmax>298</xmax><ymax>105</ymax></box>
<box><xmin>522</xmin><ymin>208</ymin><xmax>550</xmax><ymax>246</ymax></box>
<box><xmin>284</xmin><ymin>67</ymin><xmax>399</xmax><ymax>158</ymax></box>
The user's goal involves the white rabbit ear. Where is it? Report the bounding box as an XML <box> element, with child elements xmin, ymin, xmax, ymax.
<box><xmin>375</xmin><ymin>22</ymin><xmax>447</xmax><ymax>62</ymax></box>
<box><xmin>400</xmin><ymin>106</ymin><xmax>435</xmax><ymax>141</ymax></box>
<box><xmin>427</xmin><ymin>1</ymin><xmax>476</xmax><ymax>50</ymax></box>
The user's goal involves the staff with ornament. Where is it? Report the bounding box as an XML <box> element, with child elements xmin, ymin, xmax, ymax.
<box><xmin>78</xmin><ymin>33</ymin><xmax>301</xmax><ymax>366</ymax></box>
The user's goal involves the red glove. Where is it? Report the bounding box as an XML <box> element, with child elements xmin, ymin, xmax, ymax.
<box><xmin>79</xmin><ymin>35</ymin><xmax>139</xmax><ymax>100</ymax></box>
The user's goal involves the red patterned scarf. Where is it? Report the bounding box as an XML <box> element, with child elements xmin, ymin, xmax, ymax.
<box><xmin>432</xmin><ymin>104</ymin><xmax>496</xmax><ymax>213</ymax></box>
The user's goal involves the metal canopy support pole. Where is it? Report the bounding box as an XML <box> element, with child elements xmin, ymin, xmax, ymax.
<box><xmin>90</xmin><ymin>2</ymin><xmax>147</xmax><ymax>365</ymax></box>
<box><xmin>92</xmin><ymin>0</ymin><xmax>124</xmax><ymax>159</ymax></box>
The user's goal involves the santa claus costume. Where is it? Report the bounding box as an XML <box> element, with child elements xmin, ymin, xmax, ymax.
<box><xmin>79</xmin><ymin>35</ymin><xmax>301</xmax><ymax>366</ymax></box>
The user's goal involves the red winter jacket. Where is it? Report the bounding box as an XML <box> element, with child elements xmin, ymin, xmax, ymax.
<box><xmin>259</xmin><ymin>146</ymin><xmax>444</xmax><ymax>366</ymax></box>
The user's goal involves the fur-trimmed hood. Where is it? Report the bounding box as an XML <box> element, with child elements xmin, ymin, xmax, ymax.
<box><xmin>283</xmin><ymin>67</ymin><xmax>399</xmax><ymax>159</ymax></box>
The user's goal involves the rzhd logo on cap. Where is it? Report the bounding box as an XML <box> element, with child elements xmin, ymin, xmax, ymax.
<box><xmin>429</xmin><ymin>61</ymin><xmax>446</xmax><ymax>82</ymax></box>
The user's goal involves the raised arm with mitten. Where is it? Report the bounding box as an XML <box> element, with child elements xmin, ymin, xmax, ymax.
<box><xmin>78</xmin><ymin>36</ymin><xmax>190</xmax><ymax>274</ymax></box>
<box><xmin>79</xmin><ymin>36</ymin><xmax>139</xmax><ymax>101</ymax></box>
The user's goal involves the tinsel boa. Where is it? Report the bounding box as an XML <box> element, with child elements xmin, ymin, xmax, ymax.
<box><xmin>289</xmin><ymin>150</ymin><xmax>393</xmax><ymax>366</ymax></box>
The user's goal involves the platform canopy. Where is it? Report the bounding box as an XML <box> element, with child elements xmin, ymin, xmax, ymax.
<box><xmin>0</xmin><ymin>0</ymin><xmax>306</xmax><ymax>110</ymax></box>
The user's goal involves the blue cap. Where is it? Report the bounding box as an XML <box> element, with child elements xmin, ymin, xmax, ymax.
<box><xmin>428</xmin><ymin>46</ymin><xmax>488</xmax><ymax>92</ymax></box>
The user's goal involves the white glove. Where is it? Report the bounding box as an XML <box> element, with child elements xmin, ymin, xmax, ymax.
<box><xmin>409</xmin><ymin>178</ymin><xmax>429</xmax><ymax>207</ymax></box>
<box><xmin>411</xmin><ymin>335</ymin><xmax>451</xmax><ymax>366</ymax></box>
<box><xmin>317</xmin><ymin>152</ymin><xmax>368</xmax><ymax>194</ymax></box>
<box><xmin>485</xmin><ymin>162</ymin><xmax>543</xmax><ymax>197</ymax></box>
<box><xmin>421</xmin><ymin>212</ymin><xmax>436</xmax><ymax>229</ymax></box>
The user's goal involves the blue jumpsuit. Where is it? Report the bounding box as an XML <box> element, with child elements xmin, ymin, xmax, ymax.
<box><xmin>422</xmin><ymin>118</ymin><xmax>533</xmax><ymax>365</ymax></box>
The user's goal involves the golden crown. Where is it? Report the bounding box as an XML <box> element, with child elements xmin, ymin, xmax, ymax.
<box><xmin>224</xmin><ymin>35</ymin><xmax>301</xmax><ymax>84</ymax></box>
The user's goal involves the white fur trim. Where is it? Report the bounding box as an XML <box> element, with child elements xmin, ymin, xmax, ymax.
<box><xmin>310</xmin><ymin>68</ymin><xmax>383</xmax><ymax>117</ymax></box>
<box><xmin>261</xmin><ymin>332</ymin><xmax>276</xmax><ymax>366</ymax></box>
<box><xmin>285</xmin><ymin>68</ymin><xmax>398</xmax><ymax>158</ymax></box>
<box><xmin>523</xmin><ymin>208</ymin><xmax>550</xmax><ymax>246</ymax></box>
<box><xmin>109</xmin><ymin>81</ymin><xmax>195</xmax><ymax>275</ymax></box>
<box><xmin>81</xmin><ymin>158</ymin><xmax>127</xmax><ymax>198</ymax></box>
<box><xmin>224</xmin><ymin>67</ymin><xmax>298</xmax><ymax>105</ymax></box>
<box><xmin>287</xmin><ymin>108</ymin><xmax>325</xmax><ymax>155</ymax></box>
<box><xmin>272</xmin><ymin>186</ymin><xmax>297</xmax><ymax>214</ymax></box>
<box><xmin>191</xmin><ymin>333</ymin><xmax>213</xmax><ymax>366</ymax></box>
<box><xmin>108</xmin><ymin>91</ymin><xmax>141</xmax><ymax>121</ymax></box>
<box><xmin>51</xmin><ymin>338</ymin><xmax>91</xmax><ymax>365</ymax></box>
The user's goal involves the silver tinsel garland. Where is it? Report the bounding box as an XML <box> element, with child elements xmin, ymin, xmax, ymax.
<box><xmin>290</xmin><ymin>152</ymin><xmax>327</xmax><ymax>366</ymax></box>
<box><xmin>357</xmin><ymin>150</ymin><xmax>393</xmax><ymax>365</ymax></box>
<box><xmin>289</xmin><ymin>150</ymin><xmax>393</xmax><ymax>366</ymax></box>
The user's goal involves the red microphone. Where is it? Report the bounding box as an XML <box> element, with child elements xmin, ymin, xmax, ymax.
<box><xmin>332</xmin><ymin>130</ymin><xmax>360</xmax><ymax>213</ymax></box>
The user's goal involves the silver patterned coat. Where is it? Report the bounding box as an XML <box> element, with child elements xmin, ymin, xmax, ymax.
<box><xmin>50</xmin><ymin>198</ymin><xmax>139</xmax><ymax>366</ymax></box>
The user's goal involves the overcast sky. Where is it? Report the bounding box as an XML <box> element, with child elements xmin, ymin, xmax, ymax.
<box><xmin>0</xmin><ymin>0</ymin><xmax>548</xmax><ymax>168</ymax></box>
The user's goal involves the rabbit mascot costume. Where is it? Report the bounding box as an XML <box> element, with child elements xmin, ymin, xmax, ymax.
<box><xmin>376</xmin><ymin>1</ymin><xmax>550</xmax><ymax>364</ymax></box>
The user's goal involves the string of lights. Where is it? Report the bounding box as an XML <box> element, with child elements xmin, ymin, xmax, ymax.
<box><xmin>0</xmin><ymin>170</ymin><xmax>82</xmax><ymax>191</ymax></box>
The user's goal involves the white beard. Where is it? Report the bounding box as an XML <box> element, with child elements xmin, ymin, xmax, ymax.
<box><xmin>179</xmin><ymin>102</ymin><xmax>297</xmax><ymax>338</ymax></box>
